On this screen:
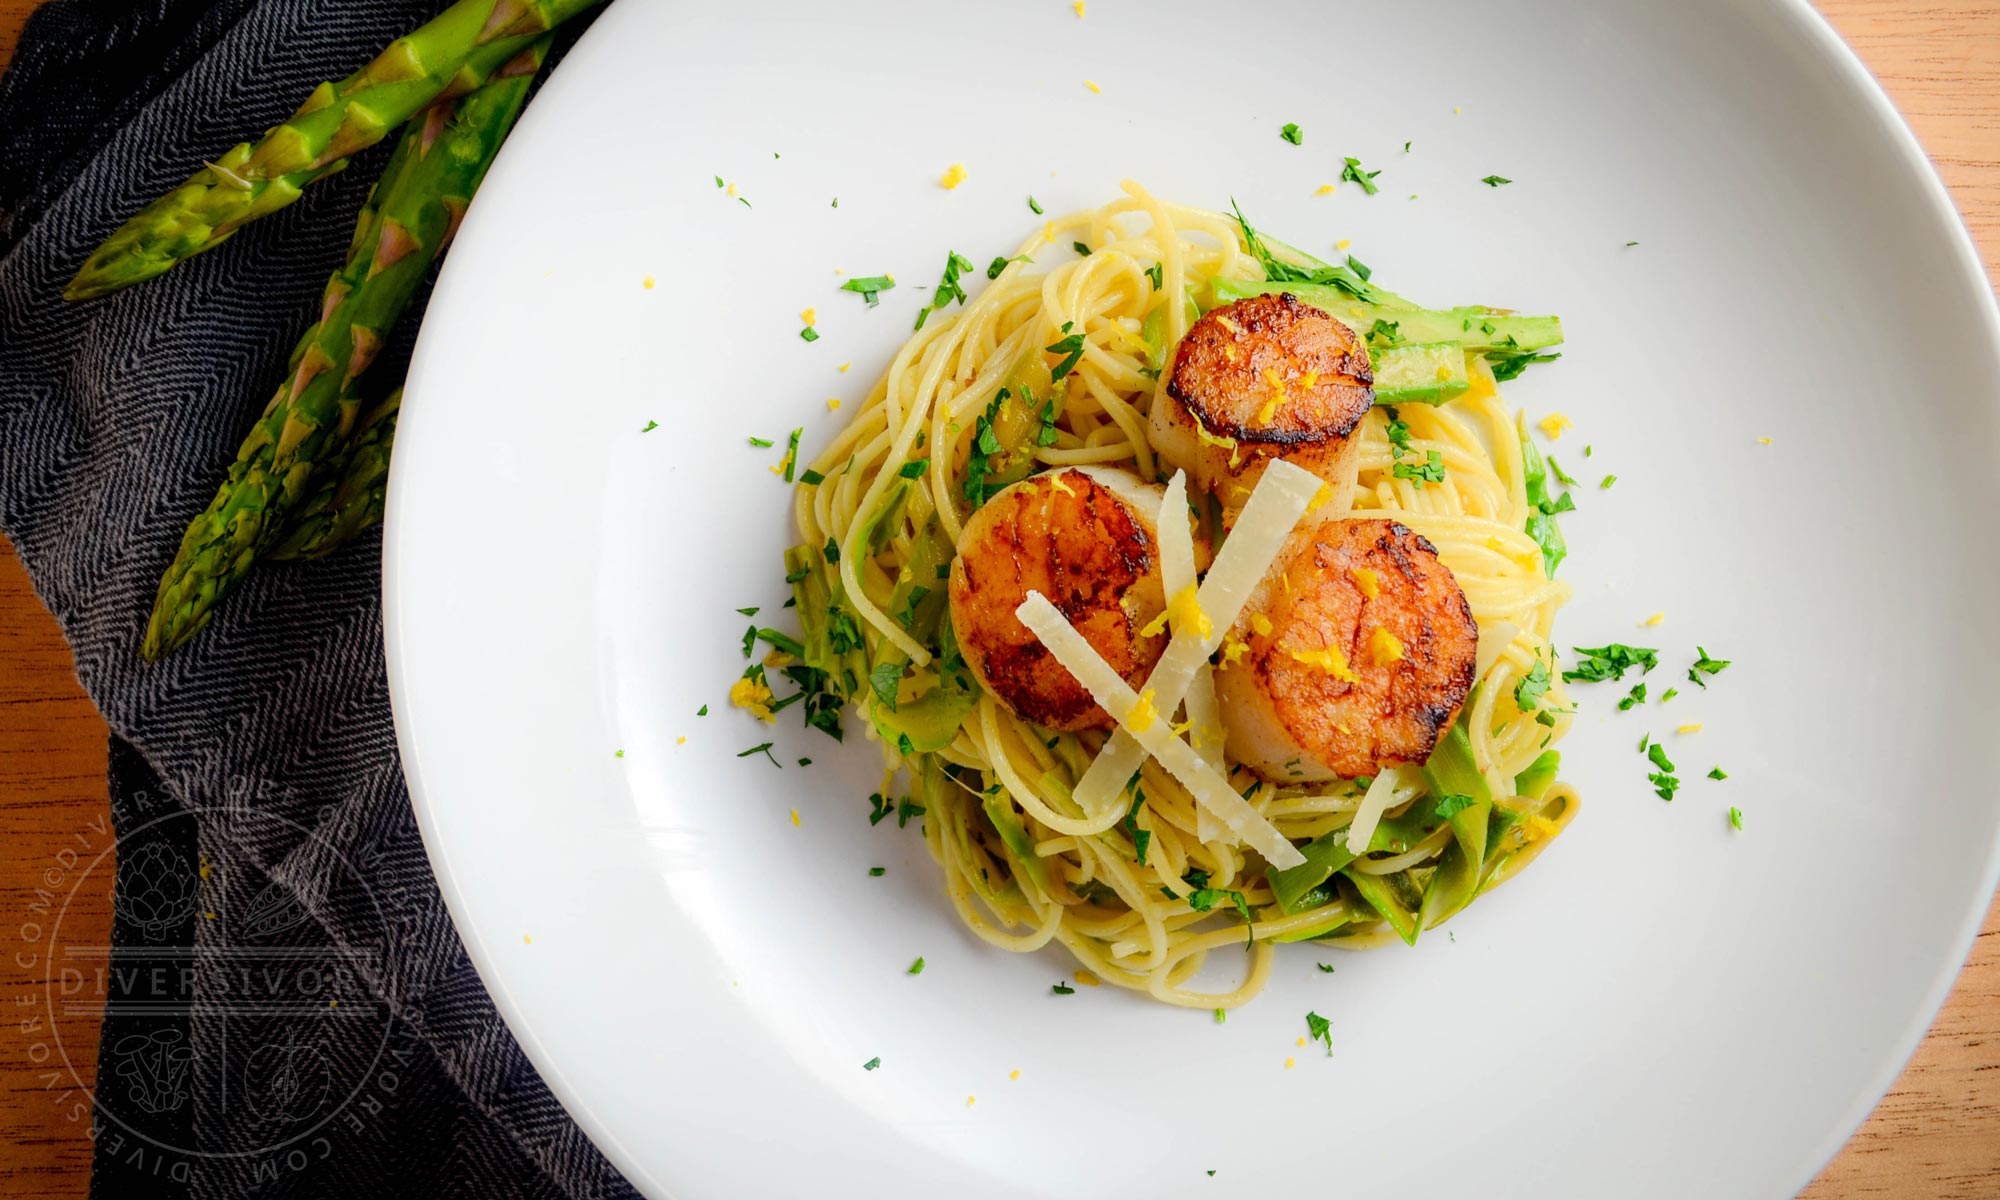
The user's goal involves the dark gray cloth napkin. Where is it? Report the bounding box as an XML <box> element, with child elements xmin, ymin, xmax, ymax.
<box><xmin>0</xmin><ymin>2</ymin><xmax>633</xmax><ymax>1196</ymax></box>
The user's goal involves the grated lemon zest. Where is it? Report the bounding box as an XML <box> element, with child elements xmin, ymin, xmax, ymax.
<box><xmin>1307</xmin><ymin>481</ymin><xmax>1335</xmax><ymax>512</ymax></box>
<box><xmin>1288</xmin><ymin>644</ymin><xmax>1361</xmax><ymax>684</ymax></box>
<box><xmin>1315</xmin><ymin>184</ymin><xmax>1336</xmax><ymax>196</ymax></box>
<box><xmin>1126</xmin><ymin>688</ymin><xmax>1159</xmax><ymax>732</ymax></box>
<box><xmin>1353</xmin><ymin>567</ymin><xmax>1380</xmax><ymax>599</ymax></box>
<box><xmin>1677</xmin><ymin>723</ymin><xmax>1704</xmax><ymax>735</ymax></box>
<box><xmin>1369</xmin><ymin>626</ymin><xmax>1404</xmax><ymax>665</ymax></box>
<box><xmin>1537</xmin><ymin>412</ymin><xmax>1571</xmax><ymax>440</ymax></box>
<box><xmin>800</xmin><ymin>306</ymin><xmax>816</xmax><ymax>326</ymax></box>
<box><xmin>1643</xmin><ymin>612</ymin><xmax>1664</xmax><ymax>626</ymax></box>
<box><xmin>729</xmin><ymin>676</ymin><xmax>776</xmax><ymax>722</ymax></box>
<box><xmin>1084</xmin><ymin>79</ymin><xmax>1101</xmax><ymax>94</ymax></box>
<box><xmin>940</xmin><ymin>162</ymin><xmax>968</xmax><ymax>189</ymax></box>
<box><xmin>1249</xmin><ymin>613</ymin><xmax>1274</xmax><ymax>638</ymax></box>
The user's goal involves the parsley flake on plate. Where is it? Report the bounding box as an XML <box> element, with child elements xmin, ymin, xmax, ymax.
<box><xmin>1481</xmin><ymin>174</ymin><xmax>1512</xmax><ymax>187</ymax></box>
<box><xmin>1339</xmin><ymin>156</ymin><xmax>1381</xmax><ymax>195</ymax></box>
<box><xmin>1279</xmin><ymin>122</ymin><xmax>1303</xmax><ymax>145</ymax></box>
<box><xmin>737</xmin><ymin>742</ymin><xmax>780</xmax><ymax>767</ymax></box>
<box><xmin>1305</xmin><ymin>1011</ymin><xmax>1333</xmax><ymax>1056</ymax></box>
<box><xmin>1052</xmin><ymin>982</ymin><xmax>1075</xmax><ymax>995</ymax></box>
<box><xmin>1564</xmin><ymin>644</ymin><xmax>1658</xmax><ymax>683</ymax></box>
<box><xmin>907</xmin><ymin>956</ymin><xmax>925</xmax><ymax>975</ymax></box>
<box><xmin>862</xmin><ymin>1057</ymin><xmax>881</xmax><ymax>1071</ymax></box>
<box><xmin>1688</xmin><ymin>647</ymin><xmax>1732</xmax><ymax>687</ymax></box>
<box><xmin>838</xmin><ymin>274</ymin><xmax>896</xmax><ymax>307</ymax></box>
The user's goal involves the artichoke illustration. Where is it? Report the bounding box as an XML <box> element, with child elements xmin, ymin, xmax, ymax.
<box><xmin>244</xmin><ymin>1030</ymin><xmax>331</xmax><ymax>1124</ymax></box>
<box><xmin>114</xmin><ymin>842</ymin><xmax>197</xmax><ymax>938</ymax></box>
<box><xmin>112</xmin><ymin>1029</ymin><xmax>194</xmax><ymax>1114</ymax></box>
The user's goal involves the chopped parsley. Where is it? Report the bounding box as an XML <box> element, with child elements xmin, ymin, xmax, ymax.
<box><xmin>1345</xmin><ymin>254</ymin><xmax>1372</xmax><ymax>282</ymax></box>
<box><xmin>1214</xmin><ymin>1008</ymin><xmax>1226</xmax><ymax>1024</ymax></box>
<box><xmin>1391</xmin><ymin>449</ymin><xmax>1445</xmax><ymax>487</ymax></box>
<box><xmin>1564</xmin><ymin>643</ymin><xmax>1658</xmax><ymax>684</ymax></box>
<box><xmin>1547</xmin><ymin>456</ymin><xmax>1578</xmax><ymax>487</ymax></box>
<box><xmin>1728</xmin><ymin>806</ymin><xmax>1744</xmax><ymax>830</ymax></box>
<box><xmin>799</xmin><ymin>326</ymin><xmax>819</xmax><ymax>343</ymax></box>
<box><xmin>868</xmin><ymin>792</ymin><xmax>894</xmax><ymax>825</ymax></box>
<box><xmin>697</xmin><ymin>704</ymin><xmax>708</xmax><ymax>716</ymax></box>
<box><xmin>1145</xmin><ymin>262</ymin><xmax>1164</xmax><ymax>290</ymax></box>
<box><xmin>914</xmin><ymin>251</ymin><xmax>977</xmax><ymax>331</ymax></box>
<box><xmin>1279</xmin><ymin>122</ymin><xmax>1303</xmax><ymax>145</ymax></box>
<box><xmin>987</xmin><ymin>254</ymin><xmax>1028</xmax><ymax>280</ymax></box>
<box><xmin>1481</xmin><ymin>174</ymin><xmax>1512</xmax><ymax>187</ymax></box>
<box><xmin>1660</xmin><ymin>687</ymin><xmax>1678</xmax><ymax>704</ymax></box>
<box><xmin>1625</xmin><ymin>240</ymin><xmax>1639</xmax><ymax>247</ymax></box>
<box><xmin>1027</xmin><ymin>196</ymin><xmax>1044</xmax><ymax>215</ymax></box>
<box><xmin>1072</xmin><ymin>240</ymin><xmax>1092</xmax><ymax>257</ymax></box>
<box><xmin>800</xmin><ymin>468</ymin><xmax>826</xmax><ymax>486</ymax></box>
<box><xmin>1382</xmin><ymin>405</ymin><xmax>1412</xmax><ymax>460</ymax></box>
<box><xmin>893</xmin><ymin>586</ymin><xmax>931</xmax><ymax>631</ymax></box>
<box><xmin>1368</xmin><ymin>318</ymin><xmax>1402</xmax><ymax>349</ymax></box>
<box><xmin>1688</xmin><ymin>647</ymin><xmax>1731</xmax><ymax>687</ymax></box>
<box><xmin>780</xmin><ymin>427</ymin><xmax>803</xmax><ymax>482</ymax></box>
<box><xmin>869</xmin><ymin>660</ymin><xmax>904</xmax><ymax>711</ymax></box>
<box><xmin>641</xmin><ymin>419</ymin><xmax>659</xmax><ymax>433</ymax></box>
<box><xmin>1035</xmin><ymin>397</ymin><xmax>1060</xmax><ymax>447</ymax></box>
<box><xmin>736</xmin><ymin>606</ymin><xmax>760</xmax><ymax>616</ymax></box>
<box><xmin>822</xmin><ymin>536</ymin><xmax>841</xmax><ymax>563</ymax></box>
<box><xmin>738</xmin><ymin>742</ymin><xmax>781</xmax><ymax>767</ymax></box>
<box><xmin>862</xmin><ymin>1056</ymin><xmax>881</xmax><ymax>1070</ymax></box>
<box><xmin>1486</xmin><ymin>348</ymin><xmax>1561</xmax><ymax>381</ymax></box>
<box><xmin>797</xmin><ymin>757</ymin><xmax>811</xmax><ymax>766</ymax></box>
<box><xmin>1317</xmin><ymin>963</ymin><xmax>1335</xmax><ymax>973</ymax></box>
<box><xmin>1599</xmin><ymin>474</ymin><xmax>1617</xmax><ymax>489</ymax></box>
<box><xmin>1305</xmin><ymin>1011</ymin><xmax>1333</xmax><ymax>1056</ymax></box>
<box><xmin>898</xmin><ymin>458</ymin><xmax>931</xmax><ymax>478</ymax></box>
<box><xmin>1709</xmin><ymin>766</ymin><xmax>1728</xmax><ymax>781</ymax></box>
<box><xmin>1122</xmin><ymin>785</ymin><xmax>1152</xmax><ymax>866</ymax></box>
<box><xmin>1513</xmin><ymin>659</ymin><xmax>1551</xmax><ymax>711</ymax></box>
<box><xmin>1433</xmin><ymin>793</ymin><xmax>1476</xmax><ymax>821</ymax></box>
<box><xmin>1403</xmin><ymin>140</ymin><xmax>1412</xmax><ymax>152</ymax></box>
<box><xmin>1618</xmin><ymin>682</ymin><xmax>1647</xmax><ymax>711</ymax></box>
<box><xmin>1052</xmin><ymin>981</ymin><xmax>1075</xmax><ymax>995</ymax></box>
<box><xmin>869</xmin><ymin>866</ymin><xmax>886</xmax><ymax>876</ymax></box>
<box><xmin>1046</xmin><ymin>322</ymin><xmax>1087</xmax><ymax>381</ymax></box>
<box><xmin>1646</xmin><ymin>742</ymin><xmax>1679</xmax><ymax>801</ymax></box>
<box><xmin>907</xmin><ymin>956</ymin><xmax>925</xmax><ymax>975</ymax></box>
<box><xmin>713</xmin><ymin>176</ymin><xmax>723</xmax><ymax>188</ymax></box>
<box><xmin>1340</xmin><ymin>156</ymin><xmax>1382</xmax><ymax>195</ymax></box>
<box><xmin>748</xmin><ymin>435</ymin><xmax>774</xmax><ymax>448</ymax></box>
<box><xmin>896</xmin><ymin>795</ymin><xmax>924</xmax><ymax>827</ymax></box>
<box><xmin>756</xmin><ymin>627</ymin><xmax>804</xmax><ymax>657</ymax></box>
<box><xmin>838</xmin><ymin>274</ymin><xmax>896</xmax><ymax>307</ymax></box>
<box><xmin>741</xmin><ymin>625</ymin><xmax>757</xmax><ymax>657</ymax></box>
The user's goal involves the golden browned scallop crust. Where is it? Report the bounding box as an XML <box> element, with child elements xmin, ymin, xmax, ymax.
<box><xmin>1153</xmin><ymin>292</ymin><xmax>1375</xmax><ymax>510</ymax></box>
<box><xmin>948</xmin><ymin>469</ymin><xmax>1168</xmax><ymax>732</ymax></box>
<box><xmin>1220</xmin><ymin>518</ymin><xmax>1477</xmax><ymax>780</ymax></box>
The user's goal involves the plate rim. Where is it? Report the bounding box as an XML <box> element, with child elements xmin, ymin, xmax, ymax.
<box><xmin>382</xmin><ymin>1</ymin><xmax>2000</xmax><ymax>1194</ymax></box>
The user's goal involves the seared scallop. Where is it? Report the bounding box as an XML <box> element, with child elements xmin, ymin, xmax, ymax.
<box><xmin>949</xmin><ymin>466</ymin><xmax>1173</xmax><ymax>732</ymax></box>
<box><xmin>1152</xmin><ymin>292</ymin><xmax>1374</xmax><ymax>514</ymax></box>
<box><xmin>1215</xmin><ymin>518</ymin><xmax>1477</xmax><ymax>781</ymax></box>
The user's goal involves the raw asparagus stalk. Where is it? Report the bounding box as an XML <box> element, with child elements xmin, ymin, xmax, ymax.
<box><xmin>266</xmin><ymin>390</ymin><xmax>400</xmax><ymax>562</ymax></box>
<box><xmin>141</xmin><ymin>41</ymin><xmax>546</xmax><ymax>660</ymax></box>
<box><xmin>63</xmin><ymin>0</ymin><xmax>597</xmax><ymax>301</ymax></box>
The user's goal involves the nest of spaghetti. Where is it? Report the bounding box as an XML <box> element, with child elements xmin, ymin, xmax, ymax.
<box><xmin>774</xmin><ymin>182</ymin><xmax>1577</xmax><ymax>1010</ymax></box>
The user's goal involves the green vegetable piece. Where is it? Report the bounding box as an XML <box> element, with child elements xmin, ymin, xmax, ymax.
<box><xmin>65</xmin><ymin>0</ymin><xmax>599</xmax><ymax>300</ymax></box>
<box><xmin>981</xmin><ymin>786</ymin><xmax>1050</xmax><ymax>891</ymax></box>
<box><xmin>1342</xmin><ymin>868</ymin><xmax>1420</xmax><ymax>946</ymax></box>
<box><xmin>266</xmin><ymin>389</ymin><xmax>399</xmax><ymax>561</ymax></box>
<box><xmin>1514</xmin><ymin>751</ymin><xmax>1561</xmax><ymax>800</ymax></box>
<box><xmin>141</xmin><ymin>50</ymin><xmax>549</xmax><ymax>658</ymax></box>
<box><xmin>1369</xmin><ymin>342</ymin><xmax>1470</xmax><ymax>406</ymax></box>
<box><xmin>1208</xmin><ymin>278</ymin><xmax>1563</xmax><ymax>353</ymax></box>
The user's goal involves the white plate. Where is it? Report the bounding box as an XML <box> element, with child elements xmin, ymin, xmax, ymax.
<box><xmin>385</xmin><ymin>1</ymin><xmax>2000</xmax><ymax>1195</ymax></box>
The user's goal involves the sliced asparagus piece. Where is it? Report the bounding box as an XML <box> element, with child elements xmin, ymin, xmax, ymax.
<box><xmin>142</xmin><ymin>41</ymin><xmax>546</xmax><ymax>659</ymax></box>
<box><xmin>64</xmin><ymin>0</ymin><xmax>597</xmax><ymax>300</ymax></box>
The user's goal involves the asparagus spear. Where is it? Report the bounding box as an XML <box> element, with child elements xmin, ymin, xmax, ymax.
<box><xmin>141</xmin><ymin>40</ymin><xmax>546</xmax><ymax>660</ymax></box>
<box><xmin>63</xmin><ymin>0</ymin><xmax>597</xmax><ymax>301</ymax></box>
<box><xmin>266</xmin><ymin>390</ymin><xmax>400</xmax><ymax>562</ymax></box>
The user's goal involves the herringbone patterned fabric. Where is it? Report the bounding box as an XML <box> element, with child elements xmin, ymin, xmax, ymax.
<box><xmin>0</xmin><ymin>2</ymin><xmax>633</xmax><ymax>1196</ymax></box>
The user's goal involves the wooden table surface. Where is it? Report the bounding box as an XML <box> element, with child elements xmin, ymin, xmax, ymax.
<box><xmin>1</xmin><ymin>1</ymin><xmax>1996</xmax><ymax>1196</ymax></box>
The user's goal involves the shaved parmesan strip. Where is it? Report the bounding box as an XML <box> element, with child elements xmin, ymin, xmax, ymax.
<box><xmin>1340</xmin><ymin>766</ymin><xmax>1404</xmax><ymax>865</ymax></box>
<box><xmin>1186</xmin><ymin>662</ymin><xmax>1225</xmax><ymax>843</ymax></box>
<box><xmin>1474</xmin><ymin>620</ymin><xmax>1521</xmax><ymax>682</ymax></box>
<box><xmin>1018</xmin><ymin>592</ymin><xmax>1306</xmax><ymax>869</ymax></box>
<box><xmin>1071</xmin><ymin>459</ymin><xmax>1324</xmax><ymax>819</ymax></box>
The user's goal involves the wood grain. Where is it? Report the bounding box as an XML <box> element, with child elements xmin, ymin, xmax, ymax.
<box><xmin>0</xmin><ymin>0</ymin><xmax>1993</xmax><ymax>1196</ymax></box>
